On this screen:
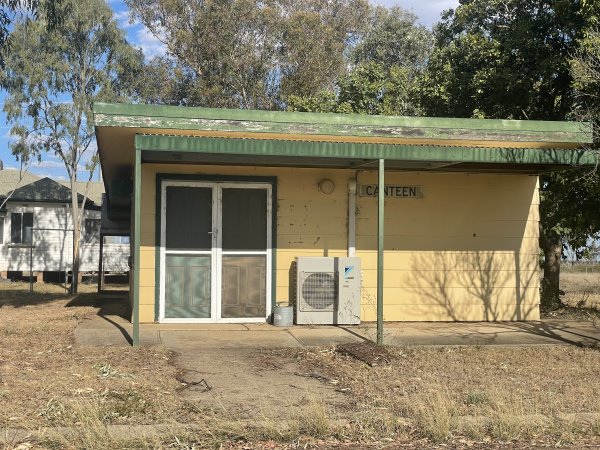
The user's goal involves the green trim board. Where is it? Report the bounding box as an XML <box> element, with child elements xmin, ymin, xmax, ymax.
<box><xmin>135</xmin><ymin>135</ymin><xmax>597</xmax><ymax>166</ymax></box>
<box><xmin>133</xmin><ymin>149</ymin><xmax>141</xmax><ymax>346</ymax></box>
<box><xmin>95</xmin><ymin>116</ymin><xmax>590</xmax><ymax>145</ymax></box>
<box><xmin>154</xmin><ymin>173</ymin><xmax>278</xmax><ymax>322</ymax></box>
<box><xmin>94</xmin><ymin>102</ymin><xmax>590</xmax><ymax>139</ymax></box>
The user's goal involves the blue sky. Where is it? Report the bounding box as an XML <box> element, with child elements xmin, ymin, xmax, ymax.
<box><xmin>0</xmin><ymin>0</ymin><xmax>459</xmax><ymax>182</ymax></box>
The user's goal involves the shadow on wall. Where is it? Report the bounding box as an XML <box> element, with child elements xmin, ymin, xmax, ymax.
<box><xmin>405</xmin><ymin>251</ymin><xmax>539</xmax><ymax>321</ymax></box>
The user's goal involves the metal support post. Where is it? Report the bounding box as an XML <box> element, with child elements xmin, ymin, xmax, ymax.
<box><xmin>377</xmin><ymin>158</ymin><xmax>384</xmax><ymax>345</ymax></box>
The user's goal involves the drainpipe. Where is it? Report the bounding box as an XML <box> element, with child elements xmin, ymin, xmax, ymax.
<box><xmin>377</xmin><ymin>159</ymin><xmax>385</xmax><ymax>345</ymax></box>
<box><xmin>348</xmin><ymin>178</ymin><xmax>356</xmax><ymax>257</ymax></box>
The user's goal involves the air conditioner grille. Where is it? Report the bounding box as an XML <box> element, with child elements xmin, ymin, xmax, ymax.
<box><xmin>300</xmin><ymin>271</ymin><xmax>336</xmax><ymax>311</ymax></box>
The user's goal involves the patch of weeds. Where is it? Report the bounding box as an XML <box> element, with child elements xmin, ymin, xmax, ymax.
<box><xmin>1</xmin><ymin>324</ymin><xmax>17</xmax><ymax>336</ymax></box>
<box><xmin>411</xmin><ymin>389</ymin><xmax>456</xmax><ymax>443</ymax></box>
<box><xmin>167</xmin><ymin>434</ymin><xmax>201</xmax><ymax>450</ymax></box>
<box><xmin>1</xmin><ymin>423</ymin><xmax>32</xmax><ymax>450</ymax></box>
<box><xmin>38</xmin><ymin>398</ymin><xmax>66</xmax><ymax>423</ymax></box>
<box><xmin>592</xmin><ymin>416</ymin><xmax>600</xmax><ymax>436</ymax></box>
<box><xmin>93</xmin><ymin>363</ymin><xmax>133</xmax><ymax>379</ymax></box>
<box><xmin>42</xmin><ymin>400</ymin><xmax>121</xmax><ymax>450</ymax></box>
<box><xmin>465</xmin><ymin>390</ymin><xmax>487</xmax><ymax>407</ymax></box>
<box><xmin>97</xmin><ymin>389</ymin><xmax>150</xmax><ymax>421</ymax></box>
<box><xmin>295</xmin><ymin>400</ymin><xmax>330</xmax><ymax>438</ymax></box>
<box><xmin>457</xmin><ymin>417</ymin><xmax>486</xmax><ymax>441</ymax></box>
<box><xmin>342</xmin><ymin>411</ymin><xmax>403</xmax><ymax>441</ymax></box>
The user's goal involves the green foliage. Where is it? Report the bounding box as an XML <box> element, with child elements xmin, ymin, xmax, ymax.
<box><xmin>351</xmin><ymin>6</ymin><xmax>432</xmax><ymax>74</ymax></box>
<box><xmin>126</xmin><ymin>0</ymin><xmax>369</xmax><ymax>109</ymax></box>
<box><xmin>571</xmin><ymin>29</ymin><xmax>600</xmax><ymax>139</ymax></box>
<box><xmin>1</xmin><ymin>0</ymin><xmax>142</xmax><ymax>171</ymax></box>
<box><xmin>0</xmin><ymin>0</ymin><xmax>63</xmax><ymax>66</ymax></box>
<box><xmin>420</xmin><ymin>0</ymin><xmax>587</xmax><ymax>120</ymax></box>
<box><xmin>287</xmin><ymin>6</ymin><xmax>431</xmax><ymax>116</ymax></box>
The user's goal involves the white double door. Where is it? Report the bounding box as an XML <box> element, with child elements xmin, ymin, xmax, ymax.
<box><xmin>159</xmin><ymin>181</ymin><xmax>272</xmax><ymax>323</ymax></box>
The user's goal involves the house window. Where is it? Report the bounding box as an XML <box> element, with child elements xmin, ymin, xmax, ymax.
<box><xmin>84</xmin><ymin>219</ymin><xmax>101</xmax><ymax>243</ymax></box>
<box><xmin>11</xmin><ymin>212</ymin><xmax>33</xmax><ymax>244</ymax></box>
<box><xmin>0</xmin><ymin>217</ymin><xmax>4</xmax><ymax>244</ymax></box>
<box><xmin>104</xmin><ymin>235</ymin><xmax>130</xmax><ymax>244</ymax></box>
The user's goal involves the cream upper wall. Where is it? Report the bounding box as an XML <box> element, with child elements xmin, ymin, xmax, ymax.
<box><xmin>137</xmin><ymin>163</ymin><xmax>539</xmax><ymax>323</ymax></box>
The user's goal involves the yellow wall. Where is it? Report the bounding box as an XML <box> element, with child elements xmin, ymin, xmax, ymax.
<box><xmin>137</xmin><ymin>163</ymin><xmax>540</xmax><ymax>323</ymax></box>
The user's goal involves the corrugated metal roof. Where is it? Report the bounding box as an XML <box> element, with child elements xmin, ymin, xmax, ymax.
<box><xmin>8</xmin><ymin>177</ymin><xmax>87</xmax><ymax>203</ymax></box>
<box><xmin>0</xmin><ymin>170</ymin><xmax>41</xmax><ymax>196</ymax></box>
<box><xmin>57</xmin><ymin>180</ymin><xmax>104</xmax><ymax>205</ymax></box>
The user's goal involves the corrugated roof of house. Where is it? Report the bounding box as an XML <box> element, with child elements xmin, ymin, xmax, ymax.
<box><xmin>7</xmin><ymin>177</ymin><xmax>88</xmax><ymax>204</ymax></box>
<box><xmin>0</xmin><ymin>169</ymin><xmax>104</xmax><ymax>204</ymax></box>
<box><xmin>0</xmin><ymin>170</ymin><xmax>41</xmax><ymax>197</ymax></box>
<box><xmin>57</xmin><ymin>180</ymin><xmax>104</xmax><ymax>205</ymax></box>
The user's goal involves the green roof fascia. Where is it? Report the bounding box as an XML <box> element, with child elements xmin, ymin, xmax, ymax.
<box><xmin>94</xmin><ymin>103</ymin><xmax>592</xmax><ymax>144</ymax></box>
<box><xmin>134</xmin><ymin>134</ymin><xmax>598</xmax><ymax>166</ymax></box>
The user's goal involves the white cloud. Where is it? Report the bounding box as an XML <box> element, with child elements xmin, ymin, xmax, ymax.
<box><xmin>134</xmin><ymin>25</ymin><xmax>167</xmax><ymax>59</ymax></box>
<box><xmin>374</xmin><ymin>0</ymin><xmax>459</xmax><ymax>27</ymax></box>
<box><xmin>32</xmin><ymin>160</ymin><xmax>65</xmax><ymax>169</ymax></box>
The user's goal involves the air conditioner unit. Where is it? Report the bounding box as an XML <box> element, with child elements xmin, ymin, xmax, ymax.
<box><xmin>295</xmin><ymin>257</ymin><xmax>361</xmax><ymax>325</ymax></box>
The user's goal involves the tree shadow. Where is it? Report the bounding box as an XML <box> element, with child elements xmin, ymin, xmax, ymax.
<box><xmin>66</xmin><ymin>293</ymin><xmax>133</xmax><ymax>345</ymax></box>
<box><xmin>0</xmin><ymin>287</ymin><xmax>69</xmax><ymax>308</ymax></box>
<box><xmin>407</xmin><ymin>251</ymin><xmax>599</xmax><ymax>347</ymax></box>
<box><xmin>407</xmin><ymin>251</ymin><xmax>538</xmax><ymax>322</ymax></box>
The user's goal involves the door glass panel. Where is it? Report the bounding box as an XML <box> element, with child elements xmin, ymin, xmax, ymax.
<box><xmin>222</xmin><ymin>188</ymin><xmax>267</xmax><ymax>251</ymax></box>
<box><xmin>166</xmin><ymin>186</ymin><xmax>212</xmax><ymax>251</ymax></box>
<box><xmin>221</xmin><ymin>255</ymin><xmax>266</xmax><ymax>318</ymax></box>
<box><xmin>165</xmin><ymin>255</ymin><xmax>211</xmax><ymax>318</ymax></box>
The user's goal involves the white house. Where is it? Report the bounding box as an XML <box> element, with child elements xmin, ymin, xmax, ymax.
<box><xmin>0</xmin><ymin>170</ymin><xmax>129</xmax><ymax>282</ymax></box>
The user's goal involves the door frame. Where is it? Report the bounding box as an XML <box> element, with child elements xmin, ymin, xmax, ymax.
<box><xmin>157</xmin><ymin>176</ymin><xmax>274</xmax><ymax>323</ymax></box>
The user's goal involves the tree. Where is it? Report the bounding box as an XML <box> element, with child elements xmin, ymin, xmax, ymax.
<box><xmin>1</xmin><ymin>0</ymin><xmax>144</xmax><ymax>292</ymax></box>
<box><xmin>126</xmin><ymin>0</ymin><xmax>370</xmax><ymax>108</ymax></box>
<box><xmin>288</xmin><ymin>6</ymin><xmax>432</xmax><ymax>115</ymax></box>
<box><xmin>572</xmin><ymin>29</ymin><xmax>600</xmax><ymax>140</ymax></box>
<box><xmin>420</xmin><ymin>0</ymin><xmax>600</xmax><ymax>309</ymax></box>
<box><xmin>0</xmin><ymin>0</ymin><xmax>63</xmax><ymax>66</ymax></box>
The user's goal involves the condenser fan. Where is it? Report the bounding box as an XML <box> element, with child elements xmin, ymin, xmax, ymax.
<box><xmin>300</xmin><ymin>272</ymin><xmax>336</xmax><ymax>310</ymax></box>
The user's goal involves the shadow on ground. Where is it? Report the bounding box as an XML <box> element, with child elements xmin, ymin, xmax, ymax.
<box><xmin>0</xmin><ymin>286</ymin><xmax>69</xmax><ymax>308</ymax></box>
<box><xmin>66</xmin><ymin>293</ymin><xmax>133</xmax><ymax>345</ymax></box>
<box><xmin>512</xmin><ymin>321</ymin><xmax>600</xmax><ymax>348</ymax></box>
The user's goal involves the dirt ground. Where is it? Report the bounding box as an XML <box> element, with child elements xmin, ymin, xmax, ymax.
<box><xmin>3</xmin><ymin>281</ymin><xmax>600</xmax><ymax>449</ymax></box>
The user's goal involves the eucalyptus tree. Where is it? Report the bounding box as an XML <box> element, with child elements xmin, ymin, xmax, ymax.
<box><xmin>1</xmin><ymin>0</ymin><xmax>143</xmax><ymax>292</ymax></box>
<box><xmin>288</xmin><ymin>6</ymin><xmax>432</xmax><ymax>115</ymax></box>
<box><xmin>126</xmin><ymin>0</ymin><xmax>370</xmax><ymax>108</ymax></box>
<box><xmin>0</xmin><ymin>0</ymin><xmax>62</xmax><ymax>66</ymax></box>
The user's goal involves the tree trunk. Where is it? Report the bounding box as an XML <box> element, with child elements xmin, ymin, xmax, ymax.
<box><xmin>70</xmin><ymin>177</ymin><xmax>80</xmax><ymax>294</ymax></box>
<box><xmin>539</xmin><ymin>228</ymin><xmax>562</xmax><ymax>310</ymax></box>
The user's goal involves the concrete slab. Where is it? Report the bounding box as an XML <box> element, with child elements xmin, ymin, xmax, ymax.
<box><xmin>158</xmin><ymin>330</ymin><xmax>302</xmax><ymax>349</ymax></box>
<box><xmin>288</xmin><ymin>326</ymin><xmax>364</xmax><ymax>346</ymax></box>
<box><xmin>72</xmin><ymin>296</ymin><xmax>600</xmax><ymax>349</ymax></box>
<box><xmin>144</xmin><ymin>323</ymin><xmax>248</xmax><ymax>331</ymax></box>
<box><xmin>347</xmin><ymin>321</ymin><xmax>600</xmax><ymax>347</ymax></box>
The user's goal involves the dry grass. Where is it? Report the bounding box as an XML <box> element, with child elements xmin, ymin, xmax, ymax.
<box><xmin>0</xmin><ymin>282</ymin><xmax>185</xmax><ymax>433</ymax></box>
<box><xmin>3</xmin><ymin>281</ymin><xmax>600</xmax><ymax>449</ymax></box>
<box><xmin>267</xmin><ymin>344</ymin><xmax>600</xmax><ymax>446</ymax></box>
<box><xmin>561</xmin><ymin>271</ymin><xmax>600</xmax><ymax>310</ymax></box>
